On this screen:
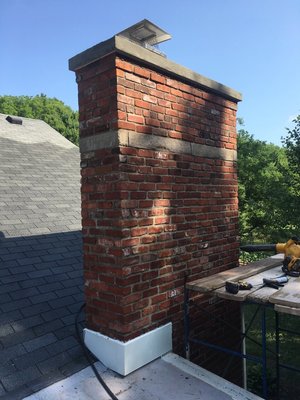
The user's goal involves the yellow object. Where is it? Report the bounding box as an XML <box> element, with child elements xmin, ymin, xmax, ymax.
<box><xmin>276</xmin><ymin>239</ymin><xmax>300</xmax><ymax>257</ymax></box>
<box><xmin>240</xmin><ymin>239</ymin><xmax>300</xmax><ymax>275</ymax></box>
<box><xmin>276</xmin><ymin>239</ymin><xmax>300</xmax><ymax>272</ymax></box>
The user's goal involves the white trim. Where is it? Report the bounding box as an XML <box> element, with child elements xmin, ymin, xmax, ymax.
<box><xmin>162</xmin><ymin>353</ymin><xmax>263</xmax><ymax>400</ymax></box>
<box><xmin>84</xmin><ymin>323</ymin><xmax>172</xmax><ymax>376</ymax></box>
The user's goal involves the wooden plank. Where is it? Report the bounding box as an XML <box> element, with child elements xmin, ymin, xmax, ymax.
<box><xmin>186</xmin><ymin>257</ymin><xmax>283</xmax><ymax>293</ymax></box>
<box><xmin>269</xmin><ymin>277</ymin><xmax>300</xmax><ymax>308</ymax></box>
<box><xmin>247</xmin><ymin>286</ymin><xmax>279</xmax><ymax>304</ymax></box>
<box><xmin>244</xmin><ymin>266</ymin><xmax>285</xmax><ymax>304</ymax></box>
<box><xmin>274</xmin><ymin>304</ymin><xmax>300</xmax><ymax>316</ymax></box>
<box><xmin>215</xmin><ymin>266</ymin><xmax>283</xmax><ymax>302</ymax></box>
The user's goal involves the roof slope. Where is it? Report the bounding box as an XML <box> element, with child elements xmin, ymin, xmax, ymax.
<box><xmin>0</xmin><ymin>114</ymin><xmax>87</xmax><ymax>399</ymax></box>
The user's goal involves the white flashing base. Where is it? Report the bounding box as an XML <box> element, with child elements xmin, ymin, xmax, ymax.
<box><xmin>84</xmin><ymin>323</ymin><xmax>172</xmax><ymax>376</ymax></box>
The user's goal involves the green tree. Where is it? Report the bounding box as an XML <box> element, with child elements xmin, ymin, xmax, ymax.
<box><xmin>0</xmin><ymin>94</ymin><xmax>79</xmax><ymax>145</ymax></box>
<box><xmin>238</xmin><ymin>128</ymin><xmax>292</xmax><ymax>244</ymax></box>
<box><xmin>282</xmin><ymin>115</ymin><xmax>300</xmax><ymax>173</ymax></box>
<box><xmin>281</xmin><ymin>114</ymin><xmax>300</xmax><ymax>230</ymax></box>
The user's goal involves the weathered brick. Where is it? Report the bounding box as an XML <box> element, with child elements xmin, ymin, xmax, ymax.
<box><xmin>127</xmin><ymin>114</ymin><xmax>144</xmax><ymax>124</ymax></box>
<box><xmin>77</xmin><ymin>51</ymin><xmax>239</xmax><ymax>349</ymax></box>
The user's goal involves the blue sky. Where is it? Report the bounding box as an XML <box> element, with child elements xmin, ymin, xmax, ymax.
<box><xmin>1</xmin><ymin>0</ymin><xmax>299</xmax><ymax>146</ymax></box>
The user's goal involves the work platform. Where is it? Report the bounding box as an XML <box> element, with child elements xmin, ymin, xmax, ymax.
<box><xmin>184</xmin><ymin>255</ymin><xmax>300</xmax><ymax>400</ymax></box>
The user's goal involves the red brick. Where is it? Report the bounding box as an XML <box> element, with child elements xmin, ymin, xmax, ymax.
<box><xmin>151</xmin><ymin>293</ymin><xmax>167</xmax><ymax>305</ymax></box>
<box><xmin>116</xmin><ymin>69</ymin><xmax>125</xmax><ymax>78</ymax></box>
<box><xmin>131</xmin><ymin>227</ymin><xmax>148</xmax><ymax>237</ymax></box>
<box><xmin>158</xmin><ymin>99</ymin><xmax>171</xmax><ymax>108</ymax></box>
<box><xmin>125</xmin><ymin>88</ymin><xmax>142</xmax><ymax>99</ymax></box>
<box><xmin>136</xmin><ymin>125</ymin><xmax>153</xmax><ymax>134</ymax></box>
<box><xmin>148</xmin><ymin>226</ymin><xmax>164</xmax><ymax>234</ymax></box>
<box><xmin>139</xmin><ymin>200</ymin><xmax>154</xmax><ymax>208</ymax></box>
<box><xmin>145</xmin><ymin>118</ymin><xmax>160</xmax><ymax>127</ymax></box>
<box><xmin>150</xmin><ymin>72</ymin><xmax>166</xmax><ymax>84</ymax></box>
<box><xmin>125</xmin><ymin>72</ymin><xmax>141</xmax><ymax>84</ymax></box>
<box><xmin>157</xmin><ymin>83</ymin><xmax>170</xmax><ymax>93</ymax></box>
<box><xmin>117</xmin><ymin>121</ymin><xmax>136</xmax><ymax>130</ymax></box>
<box><xmin>141</xmin><ymin>235</ymin><xmax>156</xmax><ymax>244</ymax></box>
<box><xmin>77</xmin><ymin>50</ymin><xmax>239</xmax><ymax>350</ymax></box>
<box><xmin>116</xmin><ymin>59</ymin><xmax>134</xmax><ymax>72</ymax></box>
<box><xmin>118</xmin><ymin>93</ymin><xmax>135</xmax><ymax>105</ymax></box>
<box><xmin>142</xmin><ymin>94</ymin><xmax>157</xmax><ymax>104</ymax></box>
<box><xmin>135</xmin><ymin>99</ymin><xmax>151</xmax><ymax>109</ymax></box>
<box><xmin>127</xmin><ymin>114</ymin><xmax>144</xmax><ymax>124</ymax></box>
<box><xmin>139</xmin><ymin>183</ymin><xmax>156</xmax><ymax>191</ymax></box>
<box><xmin>131</xmin><ymin>191</ymin><xmax>146</xmax><ymax>199</ymax></box>
<box><xmin>134</xmin><ymin>66</ymin><xmax>151</xmax><ymax>78</ymax></box>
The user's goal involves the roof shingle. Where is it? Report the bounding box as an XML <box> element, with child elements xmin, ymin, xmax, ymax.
<box><xmin>0</xmin><ymin>114</ymin><xmax>87</xmax><ymax>398</ymax></box>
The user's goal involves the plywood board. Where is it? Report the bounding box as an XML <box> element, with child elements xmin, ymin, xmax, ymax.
<box><xmin>186</xmin><ymin>257</ymin><xmax>283</xmax><ymax>293</ymax></box>
<box><xmin>247</xmin><ymin>286</ymin><xmax>279</xmax><ymax>304</ymax></box>
<box><xmin>274</xmin><ymin>304</ymin><xmax>300</xmax><ymax>316</ymax></box>
<box><xmin>269</xmin><ymin>277</ymin><xmax>300</xmax><ymax>308</ymax></box>
<box><xmin>215</xmin><ymin>266</ymin><xmax>284</xmax><ymax>302</ymax></box>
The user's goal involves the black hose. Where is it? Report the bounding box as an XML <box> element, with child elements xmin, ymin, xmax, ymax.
<box><xmin>75</xmin><ymin>303</ymin><xmax>119</xmax><ymax>400</ymax></box>
<box><xmin>240</xmin><ymin>244</ymin><xmax>276</xmax><ymax>253</ymax></box>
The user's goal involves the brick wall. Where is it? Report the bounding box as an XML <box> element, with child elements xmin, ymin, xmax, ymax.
<box><xmin>73</xmin><ymin>45</ymin><xmax>240</xmax><ymax>354</ymax></box>
<box><xmin>115</xmin><ymin>57</ymin><xmax>237</xmax><ymax>149</ymax></box>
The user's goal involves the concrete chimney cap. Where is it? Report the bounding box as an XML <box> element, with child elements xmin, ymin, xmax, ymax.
<box><xmin>116</xmin><ymin>19</ymin><xmax>172</xmax><ymax>46</ymax></box>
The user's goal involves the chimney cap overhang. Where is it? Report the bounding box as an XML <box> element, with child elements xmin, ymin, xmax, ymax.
<box><xmin>116</xmin><ymin>19</ymin><xmax>171</xmax><ymax>46</ymax></box>
<box><xmin>68</xmin><ymin>21</ymin><xmax>242</xmax><ymax>103</ymax></box>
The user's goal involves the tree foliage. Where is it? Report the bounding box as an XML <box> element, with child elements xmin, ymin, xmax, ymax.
<box><xmin>282</xmin><ymin>115</ymin><xmax>300</xmax><ymax>174</ymax></box>
<box><xmin>0</xmin><ymin>94</ymin><xmax>79</xmax><ymax>145</ymax></box>
<box><xmin>238</xmin><ymin>128</ymin><xmax>295</xmax><ymax>244</ymax></box>
<box><xmin>280</xmin><ymin>115</ymin><xmax>300</xmax><ymax>226</ymax></box>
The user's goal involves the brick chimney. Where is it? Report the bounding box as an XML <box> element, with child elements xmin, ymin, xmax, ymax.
<box><xmin>69</xmin><ymin>20</ymin><xmax>242</xmax><ymax>376</ymax></box>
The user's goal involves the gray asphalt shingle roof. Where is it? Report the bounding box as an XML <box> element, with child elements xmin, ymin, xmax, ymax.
<box><xmin>0</xmin><ymin>114</ymin><xmax>87</xmax><ymax>399</ymax></box>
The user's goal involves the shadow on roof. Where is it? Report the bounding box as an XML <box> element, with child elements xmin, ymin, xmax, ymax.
<box><xmin>0</xmin><ymin>230</ymin><xmax>88</xmax><ymax>399</ymax></box>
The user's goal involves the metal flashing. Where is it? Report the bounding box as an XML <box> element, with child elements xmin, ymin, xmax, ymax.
<box><xmin>84</xmin><ymin>323</ymin><xmax>173</xmax><ymax>376</ymax></box>
<box><xmin>117</xmin><ymin>19</ymin><xmax>171</xmax><ymax>46</ymax></box>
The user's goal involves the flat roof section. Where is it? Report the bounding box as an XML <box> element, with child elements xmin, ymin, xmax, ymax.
<box><xmin>24</xmin><ymin>353</ymin><xmax>262</xmax><ymax>400</ymax></box>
